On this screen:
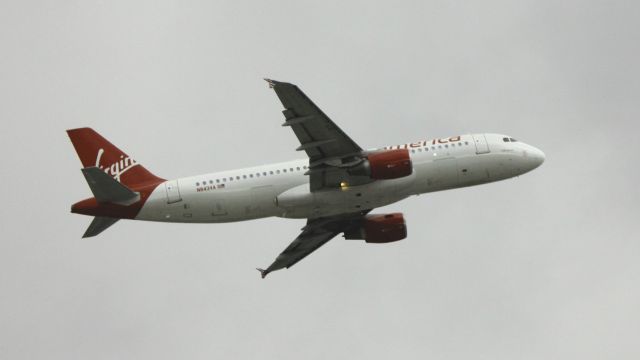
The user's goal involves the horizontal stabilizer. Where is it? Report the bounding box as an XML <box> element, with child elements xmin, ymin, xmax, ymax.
<box><xmin>81</xmin><ymin>167</ymin><xmax>140</xmax><ymax>205</ymax></box>
<box><xmin>83</xmin><ymin>216</ymin><xmax>120</xmax><ymax>238</ymax></box>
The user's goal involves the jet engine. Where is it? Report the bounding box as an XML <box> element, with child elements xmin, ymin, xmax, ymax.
<box><xmin>344</xmin><ymin>213</ymin><xmax>407</xmax><ymax>243</ymax></box>
<box><xmin>348</xmin><ymin>149</ymin><xmax>412</xmax><ymax>180</ymax></box>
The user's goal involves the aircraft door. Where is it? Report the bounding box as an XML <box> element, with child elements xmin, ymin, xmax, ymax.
<box><xmin>472</xmin><ymin>134</ymin><xmax>490</xmax><ymax>154</ymax></box>
<box><xmin>165</xmin><ymin>180</ymin><xmax>182</xmax><ymax>204</ymax></box>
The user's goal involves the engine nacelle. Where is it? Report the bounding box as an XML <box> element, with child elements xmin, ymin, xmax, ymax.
<box><xmin>349</xmin><ymin>149</ymin><xmax>412</xmax><ymax>180</ymax></box>
<box><xmin>344</xmin><ymin>213</ymin><xmax>407</xmax><ymax>243</ymax></box>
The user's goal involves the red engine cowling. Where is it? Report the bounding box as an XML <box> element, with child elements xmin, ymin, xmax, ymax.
<box><xmin>349</xmin><ymin>149</ymin><xmax>413</xmax><ymax>180</ymax></box>
<box><xmin>368</xmin><ymin>149</ymin><xmax>412</xmax><ymax>179</ymax></box>
<box><xmin>344</xmin><ymin>213</ymin><xmax>407</xmax><ymax>243</ymax></box>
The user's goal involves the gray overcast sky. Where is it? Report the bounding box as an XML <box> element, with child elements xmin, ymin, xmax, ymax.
<box><xmin>1</xmin><ymin>1</ymin><xmax>639</xmax><ymax>359</ymax></box>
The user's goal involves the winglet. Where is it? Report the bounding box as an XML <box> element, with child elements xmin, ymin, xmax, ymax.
<box><xmin>256</xmin><ymin>268</ymin><xmax>270</xmax><ymax>279</ymax></box>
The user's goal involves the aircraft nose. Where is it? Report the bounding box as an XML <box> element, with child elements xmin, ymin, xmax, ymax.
<box><xmin>532</xmin><ymin>147</ymin><xmax>545</xmax><ymax>166</ymax></box>
<box><xmin>526</xmin><ymin>145</ymin><xmax>545</xmax><ymax>169</ymax></box>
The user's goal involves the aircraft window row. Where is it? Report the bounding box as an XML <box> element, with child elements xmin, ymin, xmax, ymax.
<box><xmin>195</xmin><ymin>165</ymin><xmax>309</xmax><ymax>186</ymax></box>
<box><xmin>503</xmin><ymin>137</ymin><xmax>518</xmax><ymax>142</ymax></box>
<box><xmin>410</xmin><ymin>141</ymin><xmax>471</xmax><ymax>154</ymax></box>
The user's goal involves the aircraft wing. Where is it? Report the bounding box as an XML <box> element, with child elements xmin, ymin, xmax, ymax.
<box><xmin>265</xmin><ymin>79</ymin><xmax>369</xmax><ymax>191</ymax></box>
<box><xmin>257</xmin><ymin>211</ymin><xmax>369</xmax><ymax>278</ymax></box>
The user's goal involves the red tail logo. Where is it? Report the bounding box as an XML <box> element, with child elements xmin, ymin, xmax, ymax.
<box><xmin>94</xmin><ymin>148</ymin><xmax>139</xmax><ymax>182</ymax></box>
<box><xmin>67</xmin><ymin>127</ymin><xmax>164</xmax><ymax>188</ymax></box>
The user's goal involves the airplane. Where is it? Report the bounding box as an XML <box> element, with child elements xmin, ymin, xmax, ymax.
<box><xmin>68</xmin><ymin>79</ymin><xmax>545</xmax><ymax>278</ymax></box>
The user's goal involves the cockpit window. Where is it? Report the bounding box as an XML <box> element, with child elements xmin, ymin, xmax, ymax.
<box><xmin>503</xmin><ymin>137</ymin><xmax>509</xmax><ymax>142</ymax></box>
<box><xmin>509</xmin><ymin>138</ymin><xmax>517</xmax><ymax>142</ymax></box>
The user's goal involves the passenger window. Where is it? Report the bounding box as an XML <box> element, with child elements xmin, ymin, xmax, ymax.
<box><xmin>276</xmin><ymin>170</ymin><xmax>280</xmax><ymax>174</ymax></box>
<box><xmin>263</xmin><ymin>172</ymin><xmax>267</xmax><ymax>176</ymax></box>
<box><xmin>250</xmin><ymin>174</ymin><xmax>254</xmax><ymax>178</ymax></box>
<box><xmin>196</xmin><ymin>182</ymin><xmax>200</xmax><ymax>186</ymax></box>
<box><xmin>243</xmin><ymin>175</ymin><xmax>247</xmax><ymax>179</ymax></box>
<box><xmin>223</xmin><ymin>178</ymin><xmax>227</xmax><ymax>181</ymax></box>
<box><xmin>216</xmin><ymin>179</ymin><xmax>220</xmax><ymax>183</ymax></box>
<box><xmin>296</xmin><ymin>167</ymin><xmax>300</xmax><ymax>171</ymax></box>
<box><xmin>236</xmin><ymin>176</ymin><xmax>240</xmax><ymax>180</ymax></box>
<box><xmin>283</xmin><ymin>169</ymin><xmax>287</xmax><ymax>173</ymax></box>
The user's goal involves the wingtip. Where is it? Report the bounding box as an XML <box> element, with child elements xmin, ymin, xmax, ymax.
<box><xmin>263</xmin><ymin>78</ymin><xmax>276</xmax><ymax>88</ymax></box>
<box><xmin>256</xmin><ymin>268</ymin><xmax>269</xmax><ymax>279</ymax></box>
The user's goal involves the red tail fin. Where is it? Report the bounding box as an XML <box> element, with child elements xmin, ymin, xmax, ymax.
<box><xmin>67</xmin><ymin>127</ymin><xmax>164</xmax><ymax>188</ymax></box>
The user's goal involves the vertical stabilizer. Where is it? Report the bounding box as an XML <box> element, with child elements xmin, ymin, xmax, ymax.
<box><xmin>68</xmin><ymin>127</ymin><xmax>166</xmax><ymax>237</ymax></box>
<box><xmin>67</xmin><ymin>127</ymin><xmax>164</xmax><ymax>187</ymax></box>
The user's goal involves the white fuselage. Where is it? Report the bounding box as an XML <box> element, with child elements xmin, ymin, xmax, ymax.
<box><xmin>136</xmin><ymin>133</ymin><xmax>545</xmax><ymax>223</ymax></box>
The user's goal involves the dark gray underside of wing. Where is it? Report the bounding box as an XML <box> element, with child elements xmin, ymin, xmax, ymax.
<box><xmin>265</xmin><ymin>79</ymin><xmax>371</xmax><ymax>191</ymax></box>
<box><xmin>266</xmin><ymin>79</ymin><xmax>362</xmax><ymax>161</ymax></box>
<box><xmin>258</xmin><ymin>212</ymin><xmax>369</xmax><ymax>278</ymax></box>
